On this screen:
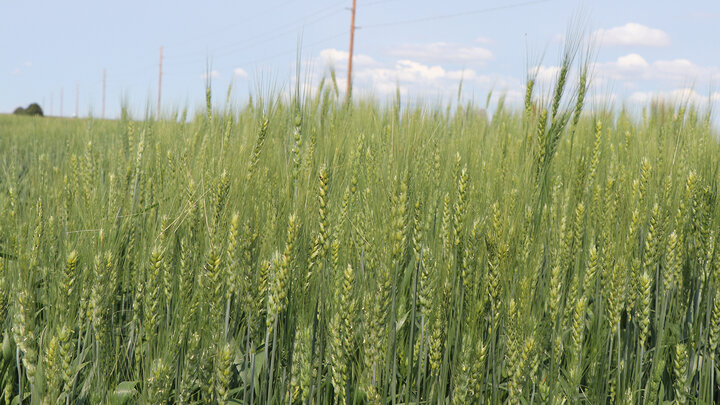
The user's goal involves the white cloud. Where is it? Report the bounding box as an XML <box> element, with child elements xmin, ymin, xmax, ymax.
<box><xmin>503</xmin><ymin>90</ymin><xmax>525</xmax><ymax>104</ymax></box>
<box><xmin>623</xmin><ymin>81</ymin><xmax>640</xmax><ymax>90</ymax></box>
<box><xmin>310</xmin><ymin>48</ymin><xmax>522</xmax><ymax>102</ymax></box>
<box><xmin>387</xmin><ymin>42</ymin><xmax>493</xmax><ymax>65</ymax></box>
<box><xmin>588</xmin><ymin>93</ymin><xmax>618</xmax><ymax>106</ymax></box>
<box><xmin>446</xmin><ymin>69</ymin><xmax>477</xmax><ymax>81</ymax></box>
<box><xmin>616</xmin><ymin>53</ymin><xmax>649</xmax><ymax>70</ymax></box>
<box><xmin>475</xmin><ymin>36</ymin><xmax>493</xmax><ymax>45</ymax></box>
<box><xmin>319</xmin><ymin>48</ymin><xmax>376</xmax><ymax>67</ymax></box>
<box><xmin>233</xmin><ymin>68</ymin><xmax>248</xmax><ymax>78</ymax></box>
<box><xmin>651</xmin><ymin>59</ymin><xmax>720</xmax><ymax>82</ymax></box>
<box><xmin>10</xmin><ymin>62</ymin><xmax>31</xmax><ymax>75</ymax></box>
<box><xmin>201</xmin><ymin>70</ymin><xmax>220</xmax><ymax>80</ymax></box>
<box><xmin>395</xmin><ymin>60</ymin><xmax>446</xmax><ymax>80</ymax></box>
<box><xmin>594</xmin><ymin>54</ymin><xmax>649</xmax><ymax>81</ymax></box>
<box><xmin>356</xmin><ymin>60</ymin><xmax>479</xmax><ymax>85</ymax></box>
<box><xmin>528</xmin><ymin>64</ymin><xmax>607</xmax><ymax>100</ymax></box>
<box><xmin>530</xmin><ymin>65</ymin><xmax>560</xmax><ymax>84</ymax></box>
<box><xmin>596</xmin><ymin>54</ymin><xmax>720</xmax><ymax>83</ymax></box>
<box><xmin>593</xmin><ymin>23</ymin><xmax>670</xmax><ymax>47</ymax></box>
<box><xmin>629</xmin><ymin>88</ymin><xmax>720</xmax><ymax>106</ymax></box>
<box><xmin>629</xmin><ymin>91</ymin><xmax>651</xmax><ymax>104</ymax></box>
<box><xmin>354</xmin><ymin>59</ymin><xmax>519</xmax><ymax>98</ymax></box>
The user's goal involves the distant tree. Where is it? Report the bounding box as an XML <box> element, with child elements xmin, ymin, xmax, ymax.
<box><xmin>25</xmin><ymin>103</ymin><xmax>43</xmax><ymax>116</ymax></box>
<box><xmin>12</xmin><ymin>103</ymin><xmax>43</xmax><ymax>116</ymax></box>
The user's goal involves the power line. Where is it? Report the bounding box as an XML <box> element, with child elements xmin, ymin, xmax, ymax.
<box><xmin>154</xmin><ymin>29</ymin><xmax>348</xmax><ymax>85</ymax></box>
<box><xmin>211</xmin><ymin>8</ymin><xmax>346</xmax><ymax>59</ymax></box>
<box><xmin>169</xmin><ymin>30</ymin><xmax>350</xmax><ymax>78</ymax></box>
<box><xmin>363</xmin><ymin>0</ymin><xmax>403</xmax><ymax>6</ymax></box>
<box><xmin>160</xmin><ymin>0</ymin><xmax>301</xmax><ymax>50</ymax></box>
<box><xmin>160</xmin><ymin>0</ymin><xmax>349</xmax><ymax>54</ymax></box>
<box><xmin>212</xmin><ymin>30</ymin><xmax>350</xmax><ymax>72</ymax></box>
<box><xmin>361</xmin><ymin>0</ymin><xmax>553</xmax><ymax>29</ymax></box>
<box><xmin>77</xmin><ymin>1</ymin><xmax>351</xmax><ymax>97</ymax></box>
<box><xmin>80</xmin><ymin>0</ymin><xmax>555</xmax><ymax>114</ymax></box>
<box><xmin>165</xmin><ymin>2</ymin><xmax>347</xmax><ymax>63</ymax></box>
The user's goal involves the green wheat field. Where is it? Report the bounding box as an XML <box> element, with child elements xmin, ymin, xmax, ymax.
<box><xmin>0</xmin><ymin>51</ymin><xmax>719</xmax><ymax>404</ymax></box>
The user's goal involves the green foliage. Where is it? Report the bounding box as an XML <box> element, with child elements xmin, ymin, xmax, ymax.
<box><xmin>12</xmin><ymin>103</ymin><xmax>43</xmax><ymax>116</ymax></box>
<box><xmin>0</xmin><ymin>55</ymin><xmax>718</xmax><ymax>404</ymax></box>
<box><xmin>25</xmin><ymin>103</ymin><xmax>43</xmax><ymax>116</ymax></box>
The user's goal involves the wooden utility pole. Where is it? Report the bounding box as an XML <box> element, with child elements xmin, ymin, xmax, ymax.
<box><xmin>50</xmin><ymin>93</ymin><xmax>53</xmax><ymax>116</ymax></box>
<box><xmin>60</xmin><ymin>87</ymin><xmax>63</xmax><ymax>116</ymax></box>
<box><xmin>157</xmin><ymin>46</ymin><xmax>163</xmax><ymax>117</ymax></box>
<box><xmin>75</xmin><ymin>81</ymin><xmax>79</xmax><ymax>118</ymax></box>
<box><xmin>102</xmin><ymin>68</ymin><xmax>106</xmax><ymax>119</ymax></box>
<box><xmin>346</xmin><ymin>0</ymin><xmax>357</xmax><ymax>99</ymax></box>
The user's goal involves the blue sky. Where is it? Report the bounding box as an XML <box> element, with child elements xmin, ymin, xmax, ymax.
<box><xmin>3</xmin><ymin>0</ymin><xmax>720</xmax><ymax>117</ymax></box>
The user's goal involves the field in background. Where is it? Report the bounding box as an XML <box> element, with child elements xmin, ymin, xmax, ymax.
<box><xmin>0</xmin><ymin>56</ymin><xmax>719</xmax><ymax>404</ymax></box>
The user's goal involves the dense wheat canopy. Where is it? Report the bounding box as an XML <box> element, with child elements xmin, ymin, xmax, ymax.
<box><xmin>0</xmin><ymin>61</ymin><xmax>718</xmax><ymax>404</ymax></box>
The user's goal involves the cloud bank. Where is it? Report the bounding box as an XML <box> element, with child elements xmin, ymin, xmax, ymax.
<box><xmin>594</xmin><ymin>23</ymin><xmax>670</xmax><ymax>47</ymax></box>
